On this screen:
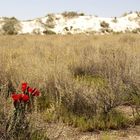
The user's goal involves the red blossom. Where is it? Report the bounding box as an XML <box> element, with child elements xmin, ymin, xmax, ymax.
<box><xmin>22</xmin><ymin>82</ymin><xmax>28</xmax><ymax>92</ymax></box>
<box><xmin>11</xmin><ymin>93</ymin><xmax>20</xmax><ymax>102</ymax></box>
<box><xmin>27</xmin><ymin>87</ymin><xmax>34</xmax><ymax>93</ymax></box>
<box><xmin>18</xmin><ymin>94</ymin><xmax>23</xmax><ymax>101</ymax></box>
<box><xmin>32</xmin><ymin>89</ymin><xmax>40</xmax><ymax>96</ymax></box>
<box><xmin>12</xmin><ymin>93</ymin><xmax>29</xmax><ymax>102</ymax></box>
<box><xmin>22</xmin><ymin>94</ymin><xmax>29</xmax><ymax>102</ymax></box>
<box><xmin>12</xmin><ymin>83</ymin><xmax>40</xmax><ymax>105</ymax></box>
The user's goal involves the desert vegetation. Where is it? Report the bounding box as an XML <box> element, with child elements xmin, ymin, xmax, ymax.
<box><xmin>100</xmin><ymin>21</ymin><xmax>109</xmax><ymax>28</ymax></box>
<box><xmin>43</xmin><ymin>29</ymin><xmax>56</xmax><ymax>35</ymax></box>
<box><xmin>100</xmin><ymin>21</ymin><xmax>113</xmax><ymax>33</ymax></box>
<box><xmin>112</xmin><ymin>17</ymin><xmax>118</xmax><ymax>23</ymax></box>
<box><xmin>2</xmin><ymin>17</ymin><xmax>21</xmax><ymax>35</ymax></box>
<box><xmin>0</xmin><ymin>34</ymin><xmax>140</xmax><ymax>139</ymax></box>
<box><xmin>62</xmin><ymin>11</ymin><xmax>84</xmax><ymax>18</ymax></box>
<box><xmin>46</xmin><ymin>14</ymin><xmax>56</xmax><ymax>28</ymax></box>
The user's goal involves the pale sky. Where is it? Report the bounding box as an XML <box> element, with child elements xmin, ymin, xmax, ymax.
<box><xmin>0</xmin><ymin>0</ymin><xmax>140</xmax><ymax>20</ymax></box>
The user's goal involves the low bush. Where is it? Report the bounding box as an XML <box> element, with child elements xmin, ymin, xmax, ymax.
<box><xmin>100</xmin><ymin>28</ymin><xmax>113</xmax><ymax>33</ymax></box>
<box><xmin>112</xmin><ymin>17</ymin><xmax>118</xmax><ymax>23</ymax></box>
<box><xmin>60</xmin><ymin>109</ymin><xmax>129</xmax><ymax>131</ymax></box>
<box><xmin>2</xmin><ymin>17</ymin><xmax>21</xmax><ymax>35</ymax></box>
<box><xmin>79</xmin><ymin>13</ymin><xmax>85</xmax><ymax>16</ymax></box>
<box><xmin>43</xmin><ymin>29</ymin><xmax>56</xmax><ymax>35</ymax></box>
<box><xmin>46</xmin><ymin>14</ymin><xmax>55</xmax><ymax>28</ymax></box>
<box><xmin>132</xmin><ymin>28</ymin><xmax>140</xmax><ymax>33</ymax></box>
<box><xmin>100</xmin><ymin>21</ymin><xmax>109</xmax><ymax>28</ymax></box>
<box><xmin>62</xmin><ymin>11</ymin><xmax>81</xmax><ymax>18</ymax></box>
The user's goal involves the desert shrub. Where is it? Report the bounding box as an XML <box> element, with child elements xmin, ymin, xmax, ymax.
<box><xmin>113</xmin><ymin>31</ymin><xmax>123</xmax><ymax>34</ymax></box>
<box><xmin>46</xmin><ymin>14</ymin><xmax>55</xmax><ymax>28</ymax></box>
<box><xmin>112</xmin><ymin>17</ymin><xmax>118</xmax><ymax>23</ymax></box>
<box><xmin>63</xmin><ymin>27</ymin><xmax>69</xmax><ymax>31</ymax></box>
<box><xmin>136</xmin><ymin>11</ymin><xmax>140</xmax><ymax>17</ymax></box>
<box><xmin>79</xmin><ymin>13</ymin><xmax>85</xmax><ymax>16</ymax></box>
<box><xmin>62</xmin><ymin>11</ymin><xmax>80</xmax><ymax>18</ymax></box>
<box><xmin>100</xmin><ymin>21</ymin><xmax>111</xmax><ymax>33</ymax></box>
<box><xmin>2</xmin><ymin>17</ymin><xmax>21</xmax><ymax>35</ymax></box>
<box><xmin>68</xmin><ymin>43</ymin><xmax>139</xmax><ymax>116</ymax></box>
<box><xmin>91</xmin><ymin>110</ymin><xmax>129</xmax><ymax>130</ymax></box>
<box><xmin>100</xmin><ymin>28</ymin><xmax>113</xmax><ymax>33</ymax></box>
<box><xmin>43</xmin><ymin>29</ymin><xmax>56</xmax><ymax>35</ymax></box>
<box><xmin>132</xmin><ymin>28</ymin><xmax>140</xmax><ymax>33</ymax></box>
<box><xmin>42</xmin><ymin>45</ymin><xmax>136</xmax><ymax>131</ymax></box>
<box><xmin>100</xmin><ymin>21</ymin><xmax>109</xmax><ymax>28</ymax></box>
<box><xmin>122</xmin><ymin>11</ymin><xmax>133</xmax><ymax>17</ymax></box>
<box><xmin>122</xmin><ymin>12</ymin><xmax>128</xmax><ymax>17</ymax></box>
<box><xmin>124</xmin><ymin>81</ymin><xmax>140</xmax><ymax>118</ymax></box>
<box><xmin>61</xmin><ymin>109</ymin><xmax>128</xmax><ymax>131</ymax></box>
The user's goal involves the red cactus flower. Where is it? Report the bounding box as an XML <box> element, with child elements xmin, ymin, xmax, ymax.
<box><xmin>22</xmin><ymin>83</ymin><xmax>28</xmax><ymax>92</ymax></box>
<box><xmin>17</xmin><ymin>93</ymin><xmax>23</xmax><ymax>101</ymax></box>
<box><xmin>27</xmin><ymin>87</ymin><xmax>34</xmax><ymax>93</ymax></box>
<box><xmin>22</xmin><ymin>94</ymin><xmax>29</xmax><ymax>102</ymax></box>
<box><xmin>12</xmin><ymin>93</ymin><xmax>20</xmax><ymax>102</ymax></box>
<box><xmin>32</xmin><ymin>89</ymin><xmax>40</xmax><ymax>96</ymax></box>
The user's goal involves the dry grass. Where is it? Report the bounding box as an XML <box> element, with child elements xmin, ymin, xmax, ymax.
<box><xmin>0</xmin><ymin>34</ymin><xmax>140</xmax><ymax>139</ymax></box>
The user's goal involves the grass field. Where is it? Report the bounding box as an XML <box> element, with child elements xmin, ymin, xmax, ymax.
<box><xmin>0</xmin><ymin>34</ymin><xmax>140</xmax><ymax>139</ymax></box>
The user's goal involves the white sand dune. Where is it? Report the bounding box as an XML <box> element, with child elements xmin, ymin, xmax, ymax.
<box><xmin>0</xmin><ymin>12</ymin><xmax>140</xmax><ymax>35</ymax></box>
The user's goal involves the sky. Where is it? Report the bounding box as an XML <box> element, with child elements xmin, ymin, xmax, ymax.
<box><xmin>0</xmin><ymin>0</ymin><xmax>140</xmax><ymax>20</ymax></box>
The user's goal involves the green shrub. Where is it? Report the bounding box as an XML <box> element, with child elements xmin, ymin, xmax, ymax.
<box><xmin>112</xmin><ymin>17</ymin><xmax>118</xmax><ymax>23</ymax></box>
<box><xmin>79</xmin><ymin>13</ymin><xmax>85</xmax><ymax>16</ymax></box>
<box><xmin>100</xmin><ymin>21</ymin><xmax>109</xmax><ymax>28</ymax></box>
<box><xmin>122</xmin><ymin>12</ymin><xmax>128</xmax><ymax>17</ymax></box>
<box><xmin>136</xmin><ymin>11</ymin><xmax>140</xmax><ymax>17</ymax></box>
<box><xmin>122</xmin><ymin>11</ymin><xmax>132</xmax><ymax>17</ymax></box>
<box><xmin>62</xmin><ymin>11</ymin><xmax>80</xmax><ymax>18</ymax></box>
<box><xmin>43</xmin><ymin>29</ymin><xmax>56</xmax><ymax>35</ymax></box>
<box><xmin>2</xmin><ymin>17</ymin><xmax>21</xmax><ymax>35</ymax></box>
<box><xmin>60</xmin><ymin>108</ymin><xmax>128</xmax><ymax>131</ymax></box>
<box><xmin>46</xmin><ymin>14</ymin><xmax>55</xmax><ymax>28</ymax></box>
<box><xmin>132</xmin><ymin>28</ymin><xmax>140</xmax><ymax>33</ymax></box>
<box><xmin>100</xmin><ymin>28</ymin><xmax>113</xmax><ymax>33</ymax></box>
<box><xmin>63</xmin><ymin>27</ymin><xmax>69</xmax><ymax>31</ymax></box>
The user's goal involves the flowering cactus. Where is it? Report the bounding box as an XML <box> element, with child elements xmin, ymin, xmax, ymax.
<box><xmin>7</xmin><ymin>82</ymin><xmax>41</xmax><ymax>139</ymax></box>
<box><xmin>11</xmin><ymin>82</ymin><xmax>40</xmax><ymax>110</ymax></box>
